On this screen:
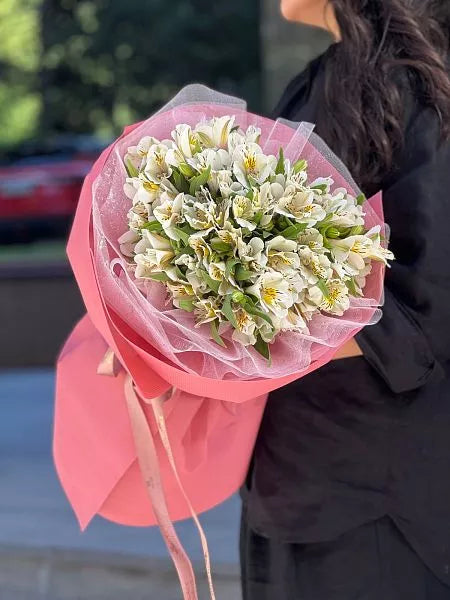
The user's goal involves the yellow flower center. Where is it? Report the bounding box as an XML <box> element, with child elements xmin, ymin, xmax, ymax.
<box><xmin>236</xmin><ymin>310</ymin><xmax>250</xmax><ymax>330</ymax></box>
<box><xmin>262</xmin><ymin>286</ymin><xmax>278</xmax><ymax>305</ymax></box>
<box><xmin>143</xmin><ymin>181</ymin><xmax>159</xmax><ymax>193</ymax></box>
<box><xmin>244</xmin><ymin>154</ymin><xmax>257</xmax><ymax>174</ymax></box>
<box><xmin>311</xmin><ymin>260</ymin><xmax>327</xmax><ymax>278</ymax></box>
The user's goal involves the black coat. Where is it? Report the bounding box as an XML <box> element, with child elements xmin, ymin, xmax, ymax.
<box><xmin>243</xmin><ymin>45</ymin><xmax>450</xmax><ymax>585</ymax></box>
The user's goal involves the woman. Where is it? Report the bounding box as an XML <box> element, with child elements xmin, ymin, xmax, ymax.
<box><xmin>240</xmin><ymin>1</ymin><xmax>450</xmax><ymax>598</ymax></box>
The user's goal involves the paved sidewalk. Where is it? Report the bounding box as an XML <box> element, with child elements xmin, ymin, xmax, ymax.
<box><xmin>0</xmin><ymin>369</ymin><xmax>242</xmax><ymax>598</ymax></box>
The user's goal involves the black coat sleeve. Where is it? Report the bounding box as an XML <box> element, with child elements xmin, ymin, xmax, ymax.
<box><xmin>355</xmin><ymin>104</ymin><xmax>450</xmax><ymax>394</ymax></box>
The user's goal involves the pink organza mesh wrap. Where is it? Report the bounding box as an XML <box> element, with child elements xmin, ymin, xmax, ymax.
<box><xmin>91</xmin><ymin>85</ymin><xmax>384</xmax><ymax>380</ymax></box>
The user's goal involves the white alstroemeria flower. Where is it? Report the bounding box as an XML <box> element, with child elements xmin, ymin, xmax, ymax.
<box><xmin>118</xmin><ymin>230</ymin><xmax>140</xmax><ymax>257</ymax></box>
<box><xmin>272</xmin><ymin>305</ymin><xmax>307</xmax><ymax>333</ymax></box>
<box><xmin>167</xmin><ymin>281</ymin><xmax>196</xmax><ymax>308</ymax></box>
<box><xmin>354</xmin><ymin>261</ymin><xmax>373</xmax><ymax>293</ymax></box>
<box><xmin>284</xmin><ymin>271</ymin><xmax>307</xmax><ymax>302</ymax></box>
<box><xmin>318</xmin><ymin>279</ymin><xmax>351</xmax><ymax>316</ymax></box>
<box><xmin>124</xmin><ymin>177</ymin><xmax>140</xmax><ymax>201</ymax></box>
<box><xmin>134</xmin><ymin>230</ymin><xmax>171</xmax><ymax>254</ymax></box>
<box><xmin>134</xmin><ymin>241</ymin><xmax>175</xmax><ymax>279</ymax></box>
<box><xmin>133</xmin><ymin>177</ymin><xmax>161</xmax><ymax>208</ymax></box>
<box><xmin>218</xmin><ymin>175</ymin><xmax>244</xmax><ymax>199</ymax></box>
<box><xmin>237</xmin><ymin>237</ymin><xmax>267</xmax><ymax>268</ymax></box>
<box><xmin>227</xmin><ymin>129</ymin><xmax>246</xmax><ymax>155</ymax></box>
<box><xmin>297</xmin><ymin>228</ymin><xmax>325</xmax><ymax>253</ymax></box>
<box><xmin>208</xmin><ymin>261</ymin><xmax>236</xmax><ymax>294</ymax></box>
<box><xmin>265</xmin><ymin>236</ymin><xmax>300</xmax><ymax>273</ymax></box>
<box><xmin>298</xmin><ymin>247</ymin><xmax>333</xmax><ymax>285</ymax></box>
<box><xmin>185</xmin><ymin>267</ymin><xmax>209</xmax><ymax>296</ymax></box>
<box><xmin>165</xmin><ymin>124</ymin><xmax>200</xmax><ymax>167</ymax></box>
<box><xmin>324</xmin><ymin>191</ymin><xmax>365</xmax><ymax>227</ymax></box>
<box><xmin>184</xmin><ymin>198</ymin><xmax>215</xmax><ymax>231</ymax></box>
<box><xmin>188</xmin><ymin>233</ymin><xmax>214</xmax><ymax>268</ymax></box>
<box><xmin>232</xmin><ymin>143</ymin><xmax>277</xmax><ymax>188</ymax></box>
<box><xmin>195</xmin><ymin>115</ymin><xmax>236</xmax><ymax>149</ymax></box>
<box><xmin>310</xmin><ymin>176</ymin><xmax>333</xmax><ymax>195</ymax></box>
<box><xmin>329</xmin><ymin>225</ymin><xmax>393</xmax><ymax>271</ymax></box>
<box><xmin>231</xmin><ymin>308</ymin><xmax>258</xmax><ymax>347</ymax></box>
<box><xmin>246</xmin><ymin>270</ymin><xmax>294</xmax><ymax>318</ymax></box>
<box><xmin>127</xmin><ymin>202</ymin><xmax>149</xmax><ymax>231</ymax></box>
<box><xmin>136</xmin><ymin>136</ymin><xmax>160</xmax><ymax>158</ymax></box>
<box><xmin>232</xmin><ymin>194</ymin><xmax>257</xmax><ymax>230</ymax></box>
<box><xmin>123</xmin><ymin>147</ymin><xmax>144</xmax><ymax>173</ymax></box>
<box><xmin>153</xmin><ymin>192</ymin><xmax>184</xmax><ymax>240</ymax></box>
<box><xmin>244</xmin><ymin>125</ymin><xmax>261</xmax><ymax>144</ymax></box>
<box><xmin>190</xmin><ymin>148</ymin><xmax>231</xmax><ymax>173</ymax></box>
<box><xmin>275</xmin><ymin>189</ymin><xmax>326</xmax><ymax>225</ymax></box>
<box><xmin>143</xmin><ymin>143</ymin><xmax>172</xmax><ymax>184</ymax></box>
<box><xmin>214</xmin><ymin>222</ymin><xmax>241</xmax><ymax>253</ymax></box>
<box><xmin>193</xmin><ymin>297</ymin><xmax>222</xmax><ymax>325</ymax></box>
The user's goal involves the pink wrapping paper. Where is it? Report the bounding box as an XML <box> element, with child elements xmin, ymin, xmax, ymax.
<box><xmin>54</xmin><ymin>87</ymin><xmax>386</xmax><ymax>529</ymax></box>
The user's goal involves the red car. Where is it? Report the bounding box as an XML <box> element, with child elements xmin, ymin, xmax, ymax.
<box><xmin>0</xmin><ymin>140</ymin><xmax>105</xmax><ymax>243</ymax></box>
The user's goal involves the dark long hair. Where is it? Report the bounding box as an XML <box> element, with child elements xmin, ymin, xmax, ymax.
<box><xmin>320</xmin><ymin>0</ymin><xmax>450</xmax><ymax>191</ymax></box>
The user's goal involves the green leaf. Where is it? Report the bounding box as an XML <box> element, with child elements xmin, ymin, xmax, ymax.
<box><xmin>275</xmin><ymin>147</ymin><xmax>285</xmax><ymax>175</ymax></box>
<box><xmin>292</xmin><ymin>158</ymin><xmax>307</xmax><ymax>174</ymax></box>
<box><xmin>147</xmin><ymin>272</ymin><xmax>171</xmax><ymax>282</ymax></box>
<box><xmin>142</xmin><ymin>220</ymin><xmax>163</xmax><ymax>233</ymax></box>
<box><xmin>356</xmin><ymin>193</ymin><xmax>366</xmax><ymax>206</ymax></box>
<box><xmin>310</xmin><ymin>183</ymin><xmax>328</xmax><ymax>193</ymax></box>
<box><xmin>316</xmin><ymin>278</ymin><xmax>330</xmax><ymax>298</ymax></box>
<box><xmin>235</xmin><ymin>265</ymin><xmax>254</xmax><ymax>281</ymax></box>
<box><xmin>178</xmin><ymin>162</ymin><xmax>196</xmax><ymax>178</ymax></box>
<box><xmin>171</xmin><ymin>169</ymin><xmax>190</xmax><ymax>193</ymax></box>
<box><xmin>199</xmin><ymin>270</ymin><xmax>220</xmax><ymax>293</ymax></box>
<box><xmin>210</xmin><ymin>238</ymin><xmax>231</xmax><ymax>253</ymax></box>
<box><xmin>124</xmin><ymin>157</ymin><xmax>139</xmax><ymax>178</ymax></box>
<box><xmin>225</xmin><ymin>258</ymin><xmax>240</xmax><ymax>278</ymax></box>
<box><xmin>324</xmin><ymin>226</ymin><xmax>341</xmax><ymax>239</ymax></box>
<box><xmin>222</xmin><ymin>294</ymin><xmax>238</xmax><ymax>328</ymax></box>
<box><xmin>345</xmin><ymin>278</ymin><xmax>362</xmax><ymax>298</ymax></box>
<box><xmin>244</xmin><ymin>301</ymin><xmax>274</xmax><ymax>328</ymax></box>
<box><xmin>262</xmin><ymin>230</ymin><xmax>272</xmax><ymax>239</ymax></box>
<box><xmin>189</xmin><ymin>166</ymin><xmax>211</xmax><ymax>195</ymax></box>
<box><xmin>280</xmin><ymin>222</ymin><xmax>308</xmax><ymax>240</ymax></box>
<box><xmin>178</xmin><ymin>299</ymin><xmax>195</xmax><ymax>312</ymax></box>
<box><xmin>253</xmin><ymin>335</ymin><xmax>271</xmax><ymax>364</ymax></box>
<box><xmin>349</xmin><ymin>225</ymin><xmax>365</xmax><ymax>236</ymax></box>
<box><xmin>210</xmin><ymin>319</ymin><xmax>227</xmax><ymax>347</ymax></box>
<box><xmin>174</xmin><ymin>266</ymin><xmax>187</xmax><ymax>280</ymax></box>
<box><xmin>172</xmin><ymin>227</ymin><xmax>191</xmax><ymax>246</ymax></box>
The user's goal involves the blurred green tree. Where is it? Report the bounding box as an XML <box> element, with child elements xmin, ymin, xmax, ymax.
<box><xmin>39</xmin><ymin>0</ymin><xmax>261</xmax><ymax>140</ymax></box>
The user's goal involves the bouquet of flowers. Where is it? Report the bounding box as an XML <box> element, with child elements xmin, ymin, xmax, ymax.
<box><xmin>119</xmin><ymin>118</ymin><xmax>392</xmax><ymax>360</ymax></box>
<box><xmin>54</xmin><ymin>85</ymin><xmax>392</xmax><ymax>600</ymax></box>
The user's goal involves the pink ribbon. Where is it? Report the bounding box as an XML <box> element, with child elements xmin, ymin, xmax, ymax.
<box><xmin>98</xmin><ymin>351</ymin><xmax>216</xmax><ymax>600</ymax></box>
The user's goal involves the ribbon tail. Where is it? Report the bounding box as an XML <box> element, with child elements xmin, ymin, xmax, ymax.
<box><xmin>124</xmin><ymin>375</ymin><xmax>198</xmax><ymax>600</ymax></box>
<box><xmin>148</xmin><ymin>392</ymin><xmax>217</xmax><ymax>600</ymax></box>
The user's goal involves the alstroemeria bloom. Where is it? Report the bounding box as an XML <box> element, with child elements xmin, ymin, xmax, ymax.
<box><xmin>318</xmin><ymin>279</ymin><xmax>351</xmax><ymax>316</ymax></box>
<box><xmin>165</xmin><ymin>124</ymin><xmax>198</xmax><ymax>167</ymax></box>
<box><xmin>153</xmin><ymin>192</ymin><xmax>184</xmax><ymax>240</ymax></box>
<box><xmin>297</xmin><ymin>228</ymin><xmax>326</xmax><ymax>253</ymax></box>
<box><xmin>184</xmin><ymin>198</ymin><xmax>216</xmax><ymax>231</ymax></box>
<box><xmin>265</xmin><ymin>236</ymin><xmax>300</xmax><ymax>273</ymax></box>
<box><xmin>195</xmin><ymin>115</ymin><xmax>236</xmax><ymax>149</ymax></box>
<box><xmin>324</xmin><ymin>190</ymin><xmax>365</xmax><ymax>227</ymax></box>
<box><xmin>329</xmin><ymin>225</ymin><xmax>393</xmax><ymax>272</ymax></box>
<box><xmin>231</xmin><ymin>308</ymin><xmax>258</xmax><ymax>347</ymax></box>
<box><xmin>275</xmin><ymin>189</ymin><xmax>326</xmax><ymax>226</ymax></box>
<box><xmin>246</xmin><ymin>270</ymin><xmax>294</xmax><ymax>318</ymax></box>
<box><xmin>232</xmin><ymin>195</ymin><xmax>257</xmax><ymax>230</ymax></box>
<box><xmin>232</xmin><ymin>142</ymin><xmax>277</xmax><ymax>188</ymax></box>
<box><xmin>298</xmin><ymin>247</ymin><xmax>333</xmax><ymax>285</ymax></box>
<box><xmin>143</xmin><ymin>143</ymin><xmax>172</xmax><ymax>183</ymax></box>
<box><xmin>237</xmin><ymin>237</ymin><xmax>267</xmax><ymax>269</ymax></box>
<box><xmin>193</xmin><ymin>298</ymin><xmax>222</xmax><ymax>326</ymax></box>
<box><xmin>166</xmin><ymin>281</ymin><xmax>196</xmax><ymax>309</ymax></box>
<box><xmin>118</xmin><ymin>229</ymin><xmax>140</xmax><ymax>257</ymax></box>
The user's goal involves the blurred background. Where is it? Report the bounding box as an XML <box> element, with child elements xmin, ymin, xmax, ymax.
<box><xmin>0</xmin><ymin>1</ymin><xmax>329</xmax><ymax>598</ymax></box>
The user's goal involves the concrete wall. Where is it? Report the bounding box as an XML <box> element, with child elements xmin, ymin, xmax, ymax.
<box><xmin>261</xmin><ymin>1</ymin><xmax>331</xmax><ymax>111</ymax></box>
<box><xmin>0</xmin><ymin>265</ymin><xmax>84</xmax><ymax>368</ymax></box>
